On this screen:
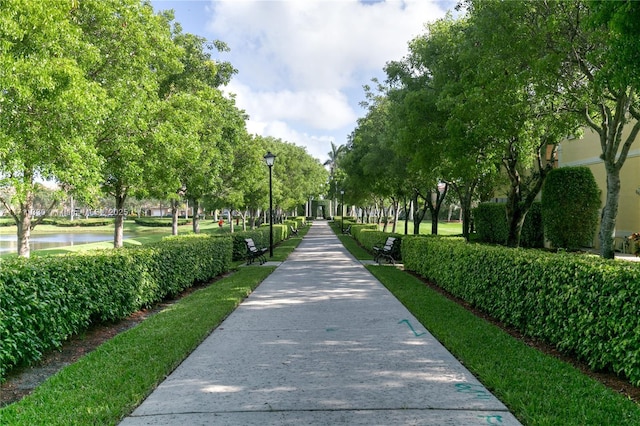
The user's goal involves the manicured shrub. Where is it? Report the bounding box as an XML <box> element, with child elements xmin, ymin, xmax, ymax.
<box><xmin>473</xmin><ymin>202</ymin><xmax>544</xmax><ymax>248</ymax></box>
<box><xmin>134</xmin><ymin>217</ymin><xmax>191</xmax><ymax>227</ymax></box>
<box><xmin>230</xmin><ymin>224</ymin><xmax>288</xmax><ymax>261</ymax></box>
<box><xmin>37</xmin><ymin>218</ymin><xmax>115</xmax><ymax>227</ymax></box>
<box><xmin>0</xmin><ymin>235</ymin><xmax>232</xmax><ymax>381</ymax></box>
<box><xmin>402</xmin><ymin>235</ymin><xmax>640</xmax><ymax>385</ymax></box>
<box><xmin>355</xmin><ymin>230</ymin><xmax>403</xmax><ymax>261</ymax></box>
<box><xmin>350</xmin><ymin>224</ymin><xmax>378</xmax><ymax>240</ymax></box>
<box><xmin>542</xmin><ymin>167</ymin><xmax>601</xmax><ymax>250</ymax></box>
<box><xmin>473</xmin><ymin>203</ymin><xmax>508</xmax><ymax>244</ymax></box>
<box><xmin>520</xmin><ymin>201</ymin><xmax>544</xmax><ymax>248</ymax></box>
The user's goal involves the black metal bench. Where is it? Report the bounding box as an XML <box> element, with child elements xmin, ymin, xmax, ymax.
<box><xmin>373</xmin><ymin>237</ymin><xmax>398</xmax><ymax>264</ymax></box>
<box><xmin>245</xmin><ymin>238</ymin><xmax>267</xmax><ymax>265</ymax></box>
<box><xmin>290</xmin><ymin>225</ymin><xmax>299</xmax><ymax>237</ymax></box>
<box><xmin>342</xmin><ymin>225</ymin><xmax>351</xmax><ymax>235</ymax></box>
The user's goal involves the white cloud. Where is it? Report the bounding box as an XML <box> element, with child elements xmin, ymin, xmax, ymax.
<box><xmin>205</xmin><ymin>0</ymin><xmax>450</xmax><ymax>160</ymax></box>
<box><xmin>227</xmin><ymin>81</ymin><xmax>356</xmax><ymax>130</ymax></box>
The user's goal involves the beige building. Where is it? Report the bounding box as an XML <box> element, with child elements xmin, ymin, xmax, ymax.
<box><xmin>558</xmin><ymin>127</ymin><xmax>640</xmax><ymax>250</ymax></box>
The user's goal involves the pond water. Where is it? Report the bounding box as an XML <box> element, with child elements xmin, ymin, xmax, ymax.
<box><xmin>0</xmin><ymin>233</ymin><xmax>121</xmax><ymax>254</ymax></box>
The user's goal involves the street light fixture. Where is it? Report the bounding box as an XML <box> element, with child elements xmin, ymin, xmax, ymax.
<box><xmin>264</xmin><ymin>151</ymin><xmax>276</xmax><ymax>257</ymax></box>
<box><xmin>340</xmin><ymin>190</ymin><xmax>345</xmax><ymax>233</ymax></box>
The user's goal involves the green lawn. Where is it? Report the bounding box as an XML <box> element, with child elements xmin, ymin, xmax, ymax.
<box><xmin>376</xmin><ymin>220</ymin><xmax>463</xmax><ymax>235</ymax></box>
<box><xmin>0</xmin><ymin>220</ymin><xmax>236</xmax><ymax>258</ymax></box>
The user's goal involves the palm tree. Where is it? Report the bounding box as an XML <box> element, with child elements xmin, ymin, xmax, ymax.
<box><xmin>324</xmin><ymin>141</ymin><xmax>345</xmax><ymax>216</ymax></box>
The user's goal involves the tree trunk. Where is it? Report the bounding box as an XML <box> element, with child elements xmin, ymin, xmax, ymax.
<box><xmin>599</xmin><ymin>165</ymin><xmax>621</xmax><ymax>259</ymax></box>
<box><xmin>16</xmin><ymin>197</ymin><xmax>33</xmax><ymax>258</ymax></box>
<box><xmin>450</xmin><ymin>181</ymin><xmax>477</xmax><ymax>241</ymax></box>
<box><xmin>391</xmin><ymin>198</ymin><xmax>400</xmax><ymax>234</ymax></box>
<box><xmin>191</xmin><ymin>199</ymin><xmax>200</xmax><ymax>234</ymax></box>
<box><xmin>425</xmin><ymin>184</ymin><xmax>448</xmax><ymax>235</ymax></box>
<box><xmin>503</xmin><ymin>139</ymin><xmax>555</xmax><ymax>248</ymax></box>
<box><xmin>114</xmin><ymin>193</ymin><xmax>126</xmax><ymax>248</ymax></box>
<box><xmin>171</xmin><ymin>199</ymin><xmax>179</xmax><ymax>236</ymax></box>
<box><xmin>411</xmin><ymin>190</ymin><xmax>427</xmax><ymax>235</ymax></box>
<box><xmin>404</xmin><ymin>198</ymin><xmax>410</xmax><ymax>235</ymax></box>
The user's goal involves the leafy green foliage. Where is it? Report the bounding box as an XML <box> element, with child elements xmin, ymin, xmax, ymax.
<box><xmin>542</xmin><ymin>167</ymin><xmax>601</xmax><ymax>250</ymax></box>
<box><xmin>134</xmin><ymin>217</ymin><xmax>191</xmax><ymax>227</ymax></box>
<box><xmin>474</xmin><ymin>202</ymin><xmax>543</xmax><ymax>248</ymax></box>
<box><xmin>349</xmin><ymin>224</ymin><xmax>378</xmax><ymax>240</ymax></box>
<box><xmin>402</xmin><ymin>235</ymin><xmax>640</xmax><ymax>385</ymax></box>
<box><xmin>227</xmin><ymin>224</ymin><xmax>289</xmax><ymax>261</ymax></box>
<box><xmin>473</xmin><ymin>203</ymin><xmax>509</xmax><ymax>245</ymax></box>
<box><xmin>353</xmin><ymin>229</ymin><xmax>403</xmax><ymax>261</ymax></box>
<box><xmin>0</xmin><ymin>235</ymin><xmax>231</xmax><ymax>380</ymax></box>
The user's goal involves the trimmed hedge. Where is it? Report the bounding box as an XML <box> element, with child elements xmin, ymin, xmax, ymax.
<box><xmin>402</xmin><ymin>235</ymin><xmax>640</xmax><ymax>385</ymax></box>
<box><xmin>228</xmin><ymin>224</ymin><xmax>289</xmax><ymax>261</ymax></box>
<box><xmin>44</xmin><ymin>218</ymin><xmax>115</xmax><ymax>227</ymax></box>
<box><xmin>350</xmin><ymin>224</ymin><xmax>378</xmax><ymax>240</ymax></box>
<box><xmin>473</xmin><ymin>203</ymin><xmax>508</xmax><ymax>244</ymax></box>
<box><xmin>354</xmin><ymin>229</ymin><xmax>403</xmax><ymax>262</ymax></box>
<box><xmin>473</xmin><ymin>202</ymin><xmax>544</xmax><ymax>248</ymax></box>
<box><xmin>0</xmin><ymin>234</ymin><xmax>232</xmax><ymax>381</ymax></box>
<box><xmin>134</xmin><ymin>217</ymin><xmax>191</xmax><ymax>227</ymax></box>
<box><xmin>542</xmin><ymin>167</ymin><xmax>601</xmax><ymax>250</ymax></box>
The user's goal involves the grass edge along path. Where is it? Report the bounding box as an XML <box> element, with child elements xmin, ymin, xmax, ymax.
<box><xmin>0</xmin><ymin>266</ymin><xmax>274</xmax><ymax>425</ymax></box>
<box><xmin>367</xmin><ymin>266</ymin><xmax>640</xmax><ymax>425</ymax></box>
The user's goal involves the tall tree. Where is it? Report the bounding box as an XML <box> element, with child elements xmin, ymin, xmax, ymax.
<box><xmin>73</xmin><ymin>0</ymin><xmax>182</xmax><ymax>247</ymax></box>
<box><xmin>324</xmin><ymin>141</ymin><xmax>346</xmax><ymax>217</ymax></box>
<box><xmin>0</xmin><ymin>0</ymin><xmax>106</xmax><ymax>257</ymax></box>
<box><xmin>152</xmin><ymin>24</ymin><xmax>240</xmax><ymax>234</ymax></box>
<box><xmin>503</xmin><ymin>0</ymin><xmax>640</xmax><ymax>258</ymax></box>
<box><xmin>455</xmin><ymin>0</ymin><xmax>583</xmax><ymax>247</ymax></box>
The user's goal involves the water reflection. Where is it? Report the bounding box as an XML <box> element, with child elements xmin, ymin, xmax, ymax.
<box><xmin>0</xmin><ymin>233</ymin><xmax>119</xmax><ymax>253</ymax></box>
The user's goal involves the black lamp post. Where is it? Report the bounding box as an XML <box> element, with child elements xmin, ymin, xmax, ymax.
<box><xmin>264</xmin><ymin>151</ymin><xmax>276</xmax><ymax>257</ymax></box>
<box><xmin>340</xmin><ymin>190</ymin><xmax>344</xmax><ymax>233</ymax></box>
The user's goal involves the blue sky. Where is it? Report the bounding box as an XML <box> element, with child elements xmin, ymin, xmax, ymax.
<box><xmin>150</xmin><ymin>0</ymin><xmax>453</xmax><ymax>163</ymax></box>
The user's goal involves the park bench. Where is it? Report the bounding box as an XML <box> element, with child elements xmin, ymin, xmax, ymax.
<box><xmin>290</xmin><ymin>225</ymin><xmax>299</xmax><ymax>237</ymax></box>
<box><xmin>244</xmin><ymin>238</ymin><xmax>268</xmax><ymax>265</ymax></box>
<box><xmin>373</xmin><ymin>236</ymin><xmax>398</xmax><ymax>265</ymax></box>
<box><xmin>342</xmin><ymin>225</ymin><xmax>351</xmax><ymax>235</ymax></box>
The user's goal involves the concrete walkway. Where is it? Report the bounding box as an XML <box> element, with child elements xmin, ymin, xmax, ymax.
<box><xmin>120</xmin><ymin>221</ymin><xmax>522</xmax><ymax>425</ymax></box>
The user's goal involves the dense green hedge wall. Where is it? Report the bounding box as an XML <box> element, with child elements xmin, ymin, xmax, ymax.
<box><xmin>520</xmin><ymin>202</ymin><xmax>544</xmax><ymax>248</ymax></box>
<box><xmin>229</xmin><ymin>224</ymin><xmax>289</xmax><ymax>261</ymax></box>
<box><xmin>350</xmin><ymin>224</ymin><xmax>378</xmax><ymax>240</ymax></box>
<box><xmin>134</xmin><ymin>217</ymin><xmax>191</xmax><ymax>227</ymax></box>
<box><xmin>473</xmin><ymin>203</ymin><xmax>508</xmax><ymax>244</ymax></box>
<box><xmin>542</xmin><ymin>167</ymin><xmax>601</xmax><ymax>250</ymax></box>
<box><xmin>0</xmin><ymin>234</ymin><xmax>231</xmax><ymax>381</ymax></box>
<box><xmin>355</xmin><ymin>230</ymin><xmax>403</xmax><ymax>261</ymax></box>
<box><xmin>43</xmin><ymin>218</ymin><xmax>116</xmax><ymax>227</ymax></box>
<box><xmin>402</xmin><ymin>235</ymin><xmax>640</xmax><ymax>385</ymax></box>
<box><xmin>287</xmin><ymin>216</ymin><xmax>307</xmax><ymax>228</ymax></box>
<box><xmin>473</xmin><ymin>202</ymin><xmax>543</xmax><ymax>248</ymax></box>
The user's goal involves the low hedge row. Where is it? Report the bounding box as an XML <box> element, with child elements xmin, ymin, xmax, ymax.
<box><xmin>134</xmin><ymin>217</ymin><xmax>191</xmax><ymax>227</ymax></box>
<box><xmin>48</xmin><ymin>218</ymin><xmax>115</xmax><ymax>227</ymax></box>
<box><xmin>228</xmin><ymin>224</ymin><xmax>289</xmax><ymax>261</ymax></box>
<box><xmin>349</xmin><ymin>224</ymin><xmax>378</xmax><ymax>240</ymax></box>
<box><xmin>473</xmin><ymin>202</ymin><xmax>544</xmax><ymax>248</ymax></box>
<box><xmin>0</xmin><ymin>234</ymin><xmax>232</xmax><ymax>381</ymax></box>
<box><xmin>401</xmin><ymin>236</ymin><xmax>640</xmax><ymax>385</ymax></box>
<box><xmin>354</xmin><ymin>229</ymin><xmax>403</xmax><ymax>261</ymax></box>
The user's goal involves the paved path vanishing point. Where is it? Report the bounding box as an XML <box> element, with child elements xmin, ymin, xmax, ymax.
<box><xmin>120</xmin><ymin>220</ymin><xmax>522</xmax><ymax>425</ymax></box>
